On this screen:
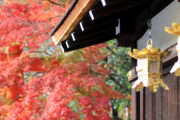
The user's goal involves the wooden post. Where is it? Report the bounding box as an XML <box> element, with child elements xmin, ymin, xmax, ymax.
<box><xmin>140</xmin><ymin>88</ymin><xmax>145</xmax><ymax>120</ymax></box>
<box><xmin>132</xmin><ymin>88</ymin><xmax>137</xmax><ymax>120</ymax></box>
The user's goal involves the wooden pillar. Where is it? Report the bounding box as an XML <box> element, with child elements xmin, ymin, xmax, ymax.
<box><xmin>140</xmin><ymin>88</ymin><xmax>145</xmax><ymax>120</ymax></box>
<box><xmin>132</xmin><ymin>88</ymin><xmax>137</xmax><ymax>120</ymax></box>
<box><xmin>131</xmin><ymin>87</ymin><xmax>141</xmax><ymax>120</ymax></box>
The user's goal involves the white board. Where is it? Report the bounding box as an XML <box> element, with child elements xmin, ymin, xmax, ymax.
<box><xmin>137</xmin><ymin>1</ymin><xmax>180</xmax><ymax>50</ymax></box>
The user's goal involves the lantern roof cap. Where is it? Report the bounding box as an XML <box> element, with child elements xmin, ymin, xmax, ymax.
<box><xmin>165</xmin><ymin>22</ymin><xmax>180</xmax><ymax>36</ymax></box>
<box><xmin>128</xmin><ymin>46</ymin><xmax>171</xmax><ymax>59</ymax></box>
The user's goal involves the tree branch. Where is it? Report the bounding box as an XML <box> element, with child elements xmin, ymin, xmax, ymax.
<box><xmin>35</xmin><ymin>51</ymin><xmax>51</xmax><ymax>56</ymax></box>
<box><xmin>48</xmin><ymin>0</ymin><xmax>61</xmax><ymax>6</ymax></box>
<box><xmin>106</xmin><ymin>46</ymin><xmax>117</xmax><ymax>55</ymax></box>
<box><xmin>108</xmin><ymin>75</ymin><xmax>122</xmax><ymax>88</ymax></box>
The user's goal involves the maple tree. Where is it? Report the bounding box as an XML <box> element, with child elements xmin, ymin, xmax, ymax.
<box><xmin>0</xmin><ymin>0</ymin><xmax>127</xmax><ymax>120</ymax></box>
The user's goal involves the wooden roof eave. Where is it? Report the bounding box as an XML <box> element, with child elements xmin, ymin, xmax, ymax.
<box><xmin>50</xmin><ymin>0</ymin><xmax>96</xmax><ymax>45</ymax></box>
<box><xmin>50</xmin><ymin>0</ymin><xmax>174</xmax><ymax>53</ymax></box>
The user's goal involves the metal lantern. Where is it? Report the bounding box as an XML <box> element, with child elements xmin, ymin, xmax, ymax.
<box><xmin>165</xmin><ymin>23</ymin><xmax>180</xmax><ymax>76</ymax></box>
<box><xmin>128</xmin><ymin>39</ymin><xmax>171</xmax><ymax>92</ymax></box>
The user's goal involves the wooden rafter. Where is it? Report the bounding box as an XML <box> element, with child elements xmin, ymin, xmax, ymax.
<box><xmin>50</xmin><ymin>0</ymin><xmax>96</xmax><ymax>45</ymax></box>
<box><xmin>62</xmin><ymin>28</ymin><xmax>116</xmax><ymax>52</ymax></box>
<box><xmin>79</xmin><ymin>17</ymin><xmax>118</xmax><ymax>31</ymax></box>
<box><xmin>89</xmin><ymin>0</ymin><xmax>147</xmax><ymax>20</ymax></box>
<box><xmin>101</xmin><ymin>0</ymin><xmax>124</xmax><ymax>7</ymax></box>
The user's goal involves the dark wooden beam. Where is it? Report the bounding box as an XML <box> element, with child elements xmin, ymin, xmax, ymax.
<box><xmin>78</xmin><ymin>14</ymin><xmax>92</xmax><ymax>25</ymax></box>
<box><xmin>117</xmin><ymin>21</ymin><xmax>147</xmax><ymax>47</ymax></box>
<box><xmin>140</xmin><ymin>88</ymin><xmax>145</xmax><ymax>120</ymax></box>
<box><xmin>77</xmin><ymin>1</ymin><xmax>103</xmax><ymax>23</ymax></box>
<box><xmin>117</xmin><ymin>0</ymin><xmax>174</xmax><ymax>47</ymax></box>
<box><xmin>132</xmin><ymin>88</ymin><xmax>137</xmax><ymax>120</ymax></box>
<box><xmin>68</xmin><ymin>28</ymin><xmax>116</xmax><ymax>48</ymax></box>
<box><xmin>79</xmin><ymin>17</ymin><xmax>118</xmax><ymax>31</ymax></box>
<box><xmin>67</xmin><ymin>0</ymin><xmax>148</xmax><ymax>50</ymax></box>
<box><xmin>62</xmin><ymin>28</ymin><xmax>116</xmax><ymax>52</ymax></box>
<box><xmin>89</xmin><ymin>0</ymin><xmax>148</xmax><ymax>20</ymax></box>
<box><xmin>91</xmin><ymin>0</ymin><xmax>103</xmax><ymax>9</ymax></box>
<box><xmin>116</xmin><ymin>15</ymin><xmax>138</xmax><ymax>47</ymax></box>
<box><xmin>68</xmin><ymin>1</ymin><xmax>102</xmax><ymax>24</ymax></box>
<box><xmin>101</xmin><ymin>0</ymin><xmax>124</xmax><ymax>7</ymax></box>
<box><xmin>71</xmin><ymin>20</ymin><xmax>118</xmax><ymax>41</ymax></box>
<box><xmin>69</xmin><ymin>26</ymin><xmax>82</xmax><ymax>41</ymax></box>
<box><xmin>55</xmin><ymin>0</ymin><xmax>174</xmax><ymax>52</ymax></box>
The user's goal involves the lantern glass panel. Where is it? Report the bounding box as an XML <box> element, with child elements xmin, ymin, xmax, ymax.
<box><xmin>137</xmin><ymin>58</ymin><xmax>148</xmax><ymax>74</ymax></box>
<box><xmin>149</xmin><ymin>61</ymin><xmax>160</xmax><ymax>73</ymax></box>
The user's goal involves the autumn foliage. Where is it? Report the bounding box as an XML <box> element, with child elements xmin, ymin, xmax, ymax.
<box><xmin>0</xmin><ymin>0</ymin><xmax>124</xmax><ymax>119</ymax></box>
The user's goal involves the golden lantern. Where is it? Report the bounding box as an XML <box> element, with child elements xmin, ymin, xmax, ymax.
<box><xmin>128</xmin><ymin>39</ymin><xmax>171</xmax><ymax>92</ymax></box>
<box><xmin>165</xmin><ymin>23</ymin><xmax>180</xmax><ymax>76</ymax></box>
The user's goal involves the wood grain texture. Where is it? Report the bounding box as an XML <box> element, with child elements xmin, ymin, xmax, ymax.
<box><xmin>178</xmin><ymin>77</ymin><xmax>180</xmax><ymax>119</ymax></box>
<box><xmin>145</xmin><ymin>88</ymin><xmax>152</xmax><ymax>120</ymax></box>
<box><xmin>152</xmin><ymin>93</ymin><xmax>156</xmax><ymax>120</ymax></box>
<box><xmin>61</xmin><ymin>28</ymin><xmax>116</xmax><ymax>52</ymax></box>
<box><xmin>72</xmin><ymin>19</ymin><xmax>118</xmax><ymax>40</ymax></box>
<box><xmin>100</xmin><ymin>0</ymin><xmax>124</xmax><ymax>7</ymax></box>
<box><xmin>130</xmin><ymin>54</ymin><xmax>180</xmax><ymax>120</ymax></box>
<box><xmin>67</xmin><ymin>28</ymin><xmax>115</xmax><ymax>48</ymax></box>
<box><xmin>132</xmin><ymin>88</ymin><xmax>137</xmax><ymax>120</ymax></box>
<box><xmin>155</xmin><ymin>86</ymin><xmax>162</xmax><ymax>120</ymax></box>
<box><xmin>140</xmin><ymin>88</ymin><xmax>145</xmax><ymax>120</ymax></box>
<box><xmin>79</xmin><ymin>17</ymin><xmax>118</xmax><ymax>31</ymax></box>
<box><xmin>141</xmin><ymin>74</ymin><xmax>179</xmax><ymax>120</ymax></box>
<box><xmin>168</xmin><ymin>75</ymin><xmax>177</xmax><ymax>120</ymax></box>
<box><xmin>52</xmin><ymin>0</ymin><xmax>96</xmax><ymax>45</ymax></box>
<box><xmin>90</xmin><ymin>0</ymin><xmax>147</xmax><ymax>21</ymax></box>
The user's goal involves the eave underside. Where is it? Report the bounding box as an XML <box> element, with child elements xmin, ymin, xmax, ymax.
<box><xmin>51</xmin><ymin>0</ymin><xmax>174</xmax><ymax>52</ymax></box>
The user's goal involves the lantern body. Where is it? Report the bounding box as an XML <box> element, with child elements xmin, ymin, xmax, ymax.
<box><xmin>170</xmin><ymin>36</ymin><xmax>180</xmax><ymax>76</ymax></box>
<box><xmin>165</xmin><ymin>23</ymin><xmax>180</xmax><ymax>76</ymax></box>
<box><xmin>136</xmin><ymin>55</ymin><xmax>163</xmax><ymax>92</ymax></box>
<box><xmin>128</xmin><ymin>39</ymin><xmax>170</xmax><ymax>92</ymax></box>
